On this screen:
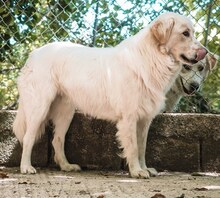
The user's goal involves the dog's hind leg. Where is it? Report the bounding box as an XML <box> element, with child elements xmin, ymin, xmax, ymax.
<box><xmin>50</xmin><ymin>96</ymin><xmax>81</xmax><ymax>172</ymax></box>
<box><xmin>20</xmin><ymin>94</ymin><xmax>55</xmax><ymax>174</ymax></box>
<box><xmin>116</xmin><ymin>117</ymin><xmax>150</xmax><ymax>179</ymax></box>
<box><xmin>137</xmin><ymin>119</ymin><xmax>158</xmax><ymax>177</ymax></box>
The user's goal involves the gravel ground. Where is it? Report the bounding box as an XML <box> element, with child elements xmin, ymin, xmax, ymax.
<box><xmin>0</xmin><ymin>167</ymin><xmax>220</xmax><ymax>198</ymax></box>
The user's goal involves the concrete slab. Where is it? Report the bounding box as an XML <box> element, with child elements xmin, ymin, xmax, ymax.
<box><xmin>147</xmin><ymin>137</ymin><xmax>200</xmax><ymax>172</ymax></box>
<box><xmin>64</xmin><ymin>114</ymin><xmax>121</xmax><ymax>170</ymax></box>
<box><xmin>147</xmin><ymin>113</ymin><xmax>220</xmax><ymax>172</ymax></box>
<box><xmin>202</xmin><ymin>139</ymin><xmax>220</xmax><ymax>172</ymax></box>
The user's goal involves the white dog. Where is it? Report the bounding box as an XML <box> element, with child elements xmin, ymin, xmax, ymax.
<box><xmin>165</xmin><ymin>53</ymin><xmax>218</xmax><ymax>112</ymax></box>
<box><xmin>13</xmin><ymin>12</ymin><xmax>207</xmax><ymax>178</ymax></box>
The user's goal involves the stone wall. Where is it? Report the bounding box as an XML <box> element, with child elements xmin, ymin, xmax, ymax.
<box><xmin>0</xmin><ymin>111</ymin><xmax>219</xmax><ymax>172</ymax></box>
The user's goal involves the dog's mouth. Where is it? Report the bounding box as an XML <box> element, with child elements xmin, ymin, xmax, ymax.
<box><xmin>180</xmin><ymin>54</ymin><xmax>198</xmax><ymax>65</ymax></box>
<box><xmin>180</xmin><ymin>77</ymin><xmax>196</xmax><ymax>95</ymax></box>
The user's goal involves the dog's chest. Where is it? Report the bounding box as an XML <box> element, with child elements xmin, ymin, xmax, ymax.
<box><xmin>138</xmin><ymin>87</ymin><xmax>165</xmax><ymax>119</ymax></box>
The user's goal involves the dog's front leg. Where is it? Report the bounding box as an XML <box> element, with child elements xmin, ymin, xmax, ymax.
<box><xmin>137</xmin><ymin>119</ymin><xmax>158</xmax><ymax>177</ymax></box>
<box><xmin>116</xmin><ymin>117</ymin><xmax>150</xmax><ymax>179</ymax></box>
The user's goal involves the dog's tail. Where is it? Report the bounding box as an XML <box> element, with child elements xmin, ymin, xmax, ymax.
<box><xmin>13</xmin><ymin>100</ymin><xmax>26</xmax><ymax>144</ymax></box>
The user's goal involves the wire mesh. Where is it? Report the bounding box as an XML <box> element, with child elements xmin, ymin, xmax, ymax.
<box><xmin>0</xmin><ymin>0</ymin><xmax>219</xmax><ymax>112</ymax></box>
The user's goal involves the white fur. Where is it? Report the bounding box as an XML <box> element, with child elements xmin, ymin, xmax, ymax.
<box><xmin>13</xmin><ymin>12</ymin><xmax>206</xmax><ymax>178</ymax></box>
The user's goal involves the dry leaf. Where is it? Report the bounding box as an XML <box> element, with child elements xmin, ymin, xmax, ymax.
<box><xmin>151</xmin><ymin>193</ymin><xmax>166</xmax><ymax>198</ymax></box>
<box><xmin>0</xmin><ymin>172</ymin><xmax>8</xmax><ymax>179</ymax></box>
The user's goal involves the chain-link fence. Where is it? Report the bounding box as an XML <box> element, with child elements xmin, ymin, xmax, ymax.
<box><xmin>0</xmin><ymin>0</ymin><xmax>219</xmax><ymax>112</ymax></box>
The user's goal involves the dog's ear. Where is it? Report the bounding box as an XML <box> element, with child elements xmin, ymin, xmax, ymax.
<box><xmin>151</xmin><ymin>18</ymin><xmax>175</xmax><ymax>44</ymax></box>
<box><xmin>206</xmin><ymin>53</ymin><xmax>219</xmax><ymax>71</ymax></box>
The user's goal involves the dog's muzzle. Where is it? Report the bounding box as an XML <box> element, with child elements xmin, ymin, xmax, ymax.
<box><xmin>180</xmin><ymin>78</ymin><xmax>200</xmax><ymax>95</ymax></box>
<box><xmin>181</xmin><ymin>48</ymin><xmax>207</xmax><ymax>65</ymax></box>
<box><xmin>180</xmin><ymin>54</ymin><xmax>198</xmax><ymax>64</ymax></box>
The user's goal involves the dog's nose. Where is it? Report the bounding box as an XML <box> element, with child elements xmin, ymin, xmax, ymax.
<box><xmin>190</xmin><ymin>82</ymin><xmax>200</xmax><ymax>92</ymax></box>
<box><xmin>195</xmin><ymin>48</ymin><xmax>207</xmax><ymax>61</ymax></box>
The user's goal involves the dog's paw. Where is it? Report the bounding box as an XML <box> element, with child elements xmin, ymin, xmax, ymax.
<box><xmin>130</xmin><ymin>169</ymin><xmax>150</xmax><ymax>179</ymax></box>
<box><xmin>21</xmin><ymin>165</ymin><xmax>37</xmax><ymax>174</ymax></box>
<box><xmin>147</xmin><ymin>167</ymin><xmax>158</xmax><ymax>177</ymax></box>
<box><xmin>60</xmin><ymin>163</ymin><xmax>81</xmax><ymax>172</ymax></box>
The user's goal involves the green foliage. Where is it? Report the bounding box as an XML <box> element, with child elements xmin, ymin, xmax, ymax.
<box><xmin>0</xmin><ymin>0</ymin><xmax>219</xmax><ymax>112</ymax></box>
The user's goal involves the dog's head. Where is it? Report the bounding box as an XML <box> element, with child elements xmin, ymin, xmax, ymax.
<box><xmin>151</xmin><ymin>12</ymin><xmax>207</xmax><ymax>66</ymax></box>
<box><xmin>178</xmin><ymin>53</ymin><xmax>218</xmax><ymax>95</ymax></box>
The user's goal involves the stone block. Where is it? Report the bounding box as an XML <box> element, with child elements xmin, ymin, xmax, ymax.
<box><xmin>59</xmin><ymin>113</ymin><xmax>122</xmax><ymax>170</ymax></box>
<box><xmin>202</xmin><ymin>139</ymin><xmax>220</xmax><ymax>172</ymax></box>
<box><xmin>147</xmin><ymin>113</ymin><xmax>220</xmax><ymax>172</ymax></box>
<box><xmin>0</xmin><ymin>111</ymin><xmax>48</xmax><ymax>167</ymax></box>
<box><xmin>147</xmin><ymin>135</ymin><xmax>200</xmax><ymax>172</ymax></box>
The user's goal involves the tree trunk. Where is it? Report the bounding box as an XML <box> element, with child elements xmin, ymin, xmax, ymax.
<box><xmin>204</xmin><ymin>0</ymin><xmax>213</xmax><ymax>47</ymax></box>
<box><xmin>92</xmin><ymin>0</ymin><xmax>100</xmax><ymax>46</ymax></box>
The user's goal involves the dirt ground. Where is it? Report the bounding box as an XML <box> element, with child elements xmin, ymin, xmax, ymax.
<box><xmin>0</xmin><ymin>167</ymin><xmax>220</xmax><ymax>198</ymax></box>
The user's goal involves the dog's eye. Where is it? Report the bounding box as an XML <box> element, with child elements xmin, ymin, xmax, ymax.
<box><xmin>183</xmin><ymin>31</ymin><xmax>190</xmax><ymax>37</ymax></box>
<box><xmin>183</xmin><ymin>64</ymin><xmax>191</xmax><ymax>70</ymax></box>
<box><xmin>198</xmin><ymin>65</ymin><xmax>204</xmax><ymax>71</ymax></box>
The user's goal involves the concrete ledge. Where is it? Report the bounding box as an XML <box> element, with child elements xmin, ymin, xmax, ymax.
<box><xmin>0</xmin><ymin>111</ymin><xmax>219</xmax><ymax>172</ymax></box>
